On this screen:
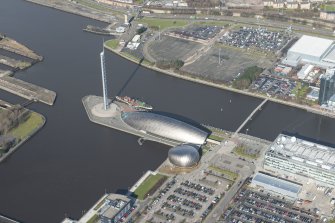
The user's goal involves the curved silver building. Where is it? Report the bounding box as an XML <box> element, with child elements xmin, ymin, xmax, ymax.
<box><xmin>121</xmin><ymin>112</ymin><xmax>208</xmax><ymax>145</ymax></box>
<box><xmin>168</xmin><ymin>145</ymin><xmax>200</xmax><ymax>167</ymax></box>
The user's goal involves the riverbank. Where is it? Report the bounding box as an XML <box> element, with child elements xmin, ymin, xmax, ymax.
<box><xmin>0</xmin><ymin>107</ymin><xmax>46</xmax><ymax>163</ymax></box>
<box><xmin>104</xmin><ymin>44</ymin><xmax>335</xmax><ymax>120</ymax></box>
<box><xmin>24</xmin><ymin>0</ymin><xmax>117</xmax><ymax>23</ymax></box>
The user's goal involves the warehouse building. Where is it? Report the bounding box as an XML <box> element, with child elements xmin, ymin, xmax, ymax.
<box><xmin>283</xmin><ymin>35</ymin><xmax>335</xmax><ymax>68</ymax></box>
<box><xmin>264</xmin><ymin>134</ymin><xmax>335</xmax><ymax>186</ymax></box>
<box><xmin>251</xmin><ymin>172</ymin><xmax>302</xmax><ymax>200</ymax></box>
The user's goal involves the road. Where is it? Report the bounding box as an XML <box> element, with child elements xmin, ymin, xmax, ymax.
<box><xmin>203</xmin><ymin>141</ymin><xmax>255</xmax><ymax>223</ymax></box>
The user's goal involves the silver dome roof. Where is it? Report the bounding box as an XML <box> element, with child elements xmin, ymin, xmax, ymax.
<box><xmin>168</xmin><ymin>144</ymin><xmax>200</xmax><ymax>167</ymax></box>
<box><xmin>121</xmin><ymin>112</ymin><xmax>208</xmax><ymax>145</ymax></box>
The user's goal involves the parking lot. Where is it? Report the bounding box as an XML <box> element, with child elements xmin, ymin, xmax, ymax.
<box><xmin>250</xmin><ymin>75</ymin><xmax>297</xmax><ymax>98</ymax></box>
<box><xmin>147</xmin><ymin>35</ymin><xmax>203</xmax><ymax>62</ymax></box>
<box><xmin>223</xmin><ymin>188</ymin><xmax>318</xmax><ymax>223</ymax></box>
<box><xmin>172</xmin><ymin>25</ymin><xmax>222</xmax><ymax>41</ymax></box>
<box><xmin>182</xmin><ymin>46</ymin><xmax>273</xmax><ymax>82</ymax></box>
<box><xmin>220</xmin><ymin>27</ymin><xmax>289</xmax><ymax>52</ymax></box>
<box><xmin>145</xmin><ymin>177</ymin><xmax>222</xmax><ymax>222</ymax></box>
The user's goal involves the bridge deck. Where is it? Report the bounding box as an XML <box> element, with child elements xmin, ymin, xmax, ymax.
<box><xmin>233</xmin><ymin>98</ymin><xmax>268</xmax><ymax>138</ymax></box>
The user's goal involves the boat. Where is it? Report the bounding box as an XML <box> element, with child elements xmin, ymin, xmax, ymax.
<box><xmin>83</xmin><ymin>25</ymin><xmax>114</xmax><ymax>36</ymax></box>
<box><xmin>115</xmin><ymin>96</ymin><xmax>153</xmax><ymax>110</ymax></box>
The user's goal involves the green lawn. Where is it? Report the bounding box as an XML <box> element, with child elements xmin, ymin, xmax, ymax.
<box><xmin>208</xmin><ymin>134</ymin><xmax>224</xmax><ymax>142</ymax></box>
<box><xmin>138</xmin><ymin>18</ymin><xmax>188</xmax><ymax>30</ymax></box>
<box><xmin>194</xmin><ymin>21</ymin><xmax>230</xmax><ymax>27</ymax></box>
<box><xmin>134</xmin><ymin>0</ymin><xmax>144</xmax><ymax>4</ymax></box>
<box><xmin>105</xmin><ymin>39</ymin><xmax>119</xmax><ymax>50</ymax></box>
<box><xmin>87</xmin><ymin>214</ymin><xmax>99</xmax><ymax>223</ymax></box>
<box><xmin>233</xmin><ymin>146</ymin><xmax>259</xmax><ymax>159</ymax></box>
<box><xmin>321</xmin><ymin>4</ymin><xmax>335</xmax><ymax>12</ymax></box>
<box><xmin>133</xmin><ymin>173</ymin><xmax>167</xmax><ymax>200</ymax></box>
<box><xmin>209</xmin><ymin>166</ymin><xmax>238</xmax><ymax>180</ymax></box>
<box><xmin>9</xmin><ymin>112</ymin><xmax>44</xmax><ymax>140</ymax></box>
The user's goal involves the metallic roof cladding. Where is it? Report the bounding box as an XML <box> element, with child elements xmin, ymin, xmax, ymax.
<box><xmin>121</xmin><ymin>111</ymin><xmax>208</xmax><ymax>145</ymax></box>
<box><xmin>168</xmin><ymin>144</ymin><xmax>200</xmax><ymax>167</ymax></box>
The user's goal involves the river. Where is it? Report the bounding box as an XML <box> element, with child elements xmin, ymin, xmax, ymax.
<box><xmin>0</xmin><ymin>0</ymin><xmax>334</xmax><ymax>222</ymax></box>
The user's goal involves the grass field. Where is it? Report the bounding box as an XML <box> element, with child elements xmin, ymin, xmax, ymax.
<box><xmin>208</xmin><ymin>134</ymin><xmax>224</xmax><ymax>142</ymax></box>
<box><xmin>233</xmin><ymin>146</ymin><xmax>259</xmax><ymax>159</ymax></box>
<box><xmin>133</xmin><ymin>173</ymin><xmax>167</xmax><ymax>200</ymax></box>
<box><xmin>138</xmin><ymin>18</ymin><xmax>188</xmax><ymax>30</ymax></box>
<box><xmin>209</xmin><ymin>166</ymin><xmax>238</xmax><ymax>180</ymax></box>
<box><xmin>194</xmin><ymin>21</ymin><xmax>230</xmax><ymax>27</ymax></box>
<box><xmin>105</xmin><ymin>39</ymin><xmax>119</xmax><ymax>50</ymax></box>
<box><xmin>9</xmin><ymin>112</ymin><xmax>44</xmax><ymax>140</ymax></box>
<box><xmin>86</xmin><ymin>214</ymin><xmax>98</xmax><ymax>223</ymax></box>
<box><xmin>321</xmin><ymin>4</ymin><xmax>335</xmax><ymax>12</ymax></box>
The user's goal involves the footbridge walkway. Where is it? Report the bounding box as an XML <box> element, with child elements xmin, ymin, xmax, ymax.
<box><xmin>232</xmin><ymin>98</ymin><xmax>268</xmax><ymax>138</ymax></box>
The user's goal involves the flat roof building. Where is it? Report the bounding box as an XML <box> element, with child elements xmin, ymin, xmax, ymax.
<box><xmin>100</xmin><ymin>194</ymin><xmax>134</xmax><ymax>223</ymax></box>
<box><xmin>264</xmin><ymin>134</ymin><xmax>335</xmax><ymax>186</ymax></box>
<box><xmin>251</xmin><ymin>172</ymin><xmax>302</xmax><ymax>200</ymax></box>
<box><xmin>283</xmin><ymin>35</ymin><xmax>335</xmax><ymax>68</ymax></box>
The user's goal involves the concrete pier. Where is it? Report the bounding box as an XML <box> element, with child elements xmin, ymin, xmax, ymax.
<box><xmin>82</xmin><ymin>95</ymin><xmax>178</xmax><ymax>147</ymax></box>
<box><xmin>0</xmin><ymin>76</ymin><xmax>56</xmax><ymax>105</ymax></box>
<box><xmin>0</xmin><ymin>37</ymin><xmax>42</xmax><ymax>61</ymax></box>
<box><xmin>0</xmin><ymin>215</ymin><xmax>21</xmax><ymax>223</ymax></box>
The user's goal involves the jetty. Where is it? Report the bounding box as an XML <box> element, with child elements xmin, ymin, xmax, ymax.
<box><xmin>0</xmin><ymin>76</ymin><xmax>56</xmax><ymax>105</ymax></box>
<box><xmin>0</xmin><ymin>36</ymin><xmax>42</xmax><ymax>61</ymax></box>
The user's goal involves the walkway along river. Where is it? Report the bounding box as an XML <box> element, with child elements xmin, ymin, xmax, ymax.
<box><xmin>0</xmin><ymin>0</ymin><xmax>334</xmax><ymax>222</ymax></box>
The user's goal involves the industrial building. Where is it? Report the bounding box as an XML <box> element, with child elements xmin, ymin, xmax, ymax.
<box><xmin>319</xmin><ymin>68</ymin><xmax>335</xmax><ymax>105</ymax></box>
<box><xmin>251</xmin><ymin>172</ymin><xmax>302</xmax><ymax>200</ymax></box>
<box><xmin>121</xmin><ymin>111</ymin><xmax>209</xmax><ymax>145</ymax></box>
<box><xmin>264</xmin><ymin>134</ymin><xmax>335</xmax><ymax>186</ymax></box>
<box><xmin>283</xmin><ymin>35</ymin><xmax>335</xmax><ymax>68</ymax></box>
<box><xmin>100</xmin><ymin>194</ymin><xmax>134</xmax><ymax>223</ymax></box>
<box><xmin>168</xmin><ymin>144</ymin><xmax>200</xmax><ymax>167</ymax></box>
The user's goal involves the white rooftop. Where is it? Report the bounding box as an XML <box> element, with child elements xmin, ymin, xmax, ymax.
<box><xmin>324</xmin><ymin>46</ymin><xmax>335</xmax><ymax>63</ymax></box>
<box><xmin>289</xmin><ymin>35</ymin><xmax>334</xmax><ymax>58</ymax></box>
<box><xmin>267</xmin><ymin>134</ymin><xmax>335</xmax><ymax>171</ymax></box>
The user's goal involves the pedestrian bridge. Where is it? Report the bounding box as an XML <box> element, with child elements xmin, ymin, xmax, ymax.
<box><xmin>232</xmin><ymin>98</ymin><xmax>268</xmax><ymax>138</ymax></box>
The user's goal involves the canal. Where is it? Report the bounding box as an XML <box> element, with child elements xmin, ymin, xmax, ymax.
<box><xmin>0</xmin><ymin>0</ymin><xmax>334</xmax><ymax>222</ymax></box>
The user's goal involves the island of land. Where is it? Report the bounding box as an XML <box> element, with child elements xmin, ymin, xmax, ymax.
<box><xmin>0</xmin><ymin>99</ymin><xmax>45</xmax><ymax>163</ymax></box>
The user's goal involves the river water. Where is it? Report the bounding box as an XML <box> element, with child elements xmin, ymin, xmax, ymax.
<box><xmin>0</xmin><ymin>0</ymin><xmax>334</xmax><ymax>222</ymax></box>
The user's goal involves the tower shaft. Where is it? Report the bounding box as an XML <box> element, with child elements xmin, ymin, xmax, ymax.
<box><xmin>100</xmin><ymin>50</ymin><xmax>109</xmax><ymax>110</ymax></box>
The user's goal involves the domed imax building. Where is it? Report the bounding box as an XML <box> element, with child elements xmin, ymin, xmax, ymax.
<box><xmin>121</xmin><ymin>111</ymin><xmax>208</xmax><ymax>145</ymax></box>
<box><xmin>168</xmin><ymin>144</ymin><xmax>200</xmax><ymax>167</ymax></box>
<box><xmin>121</xmin><ymin>111</ymin><xmax>209</xmax><ymax>168</ymax></box>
